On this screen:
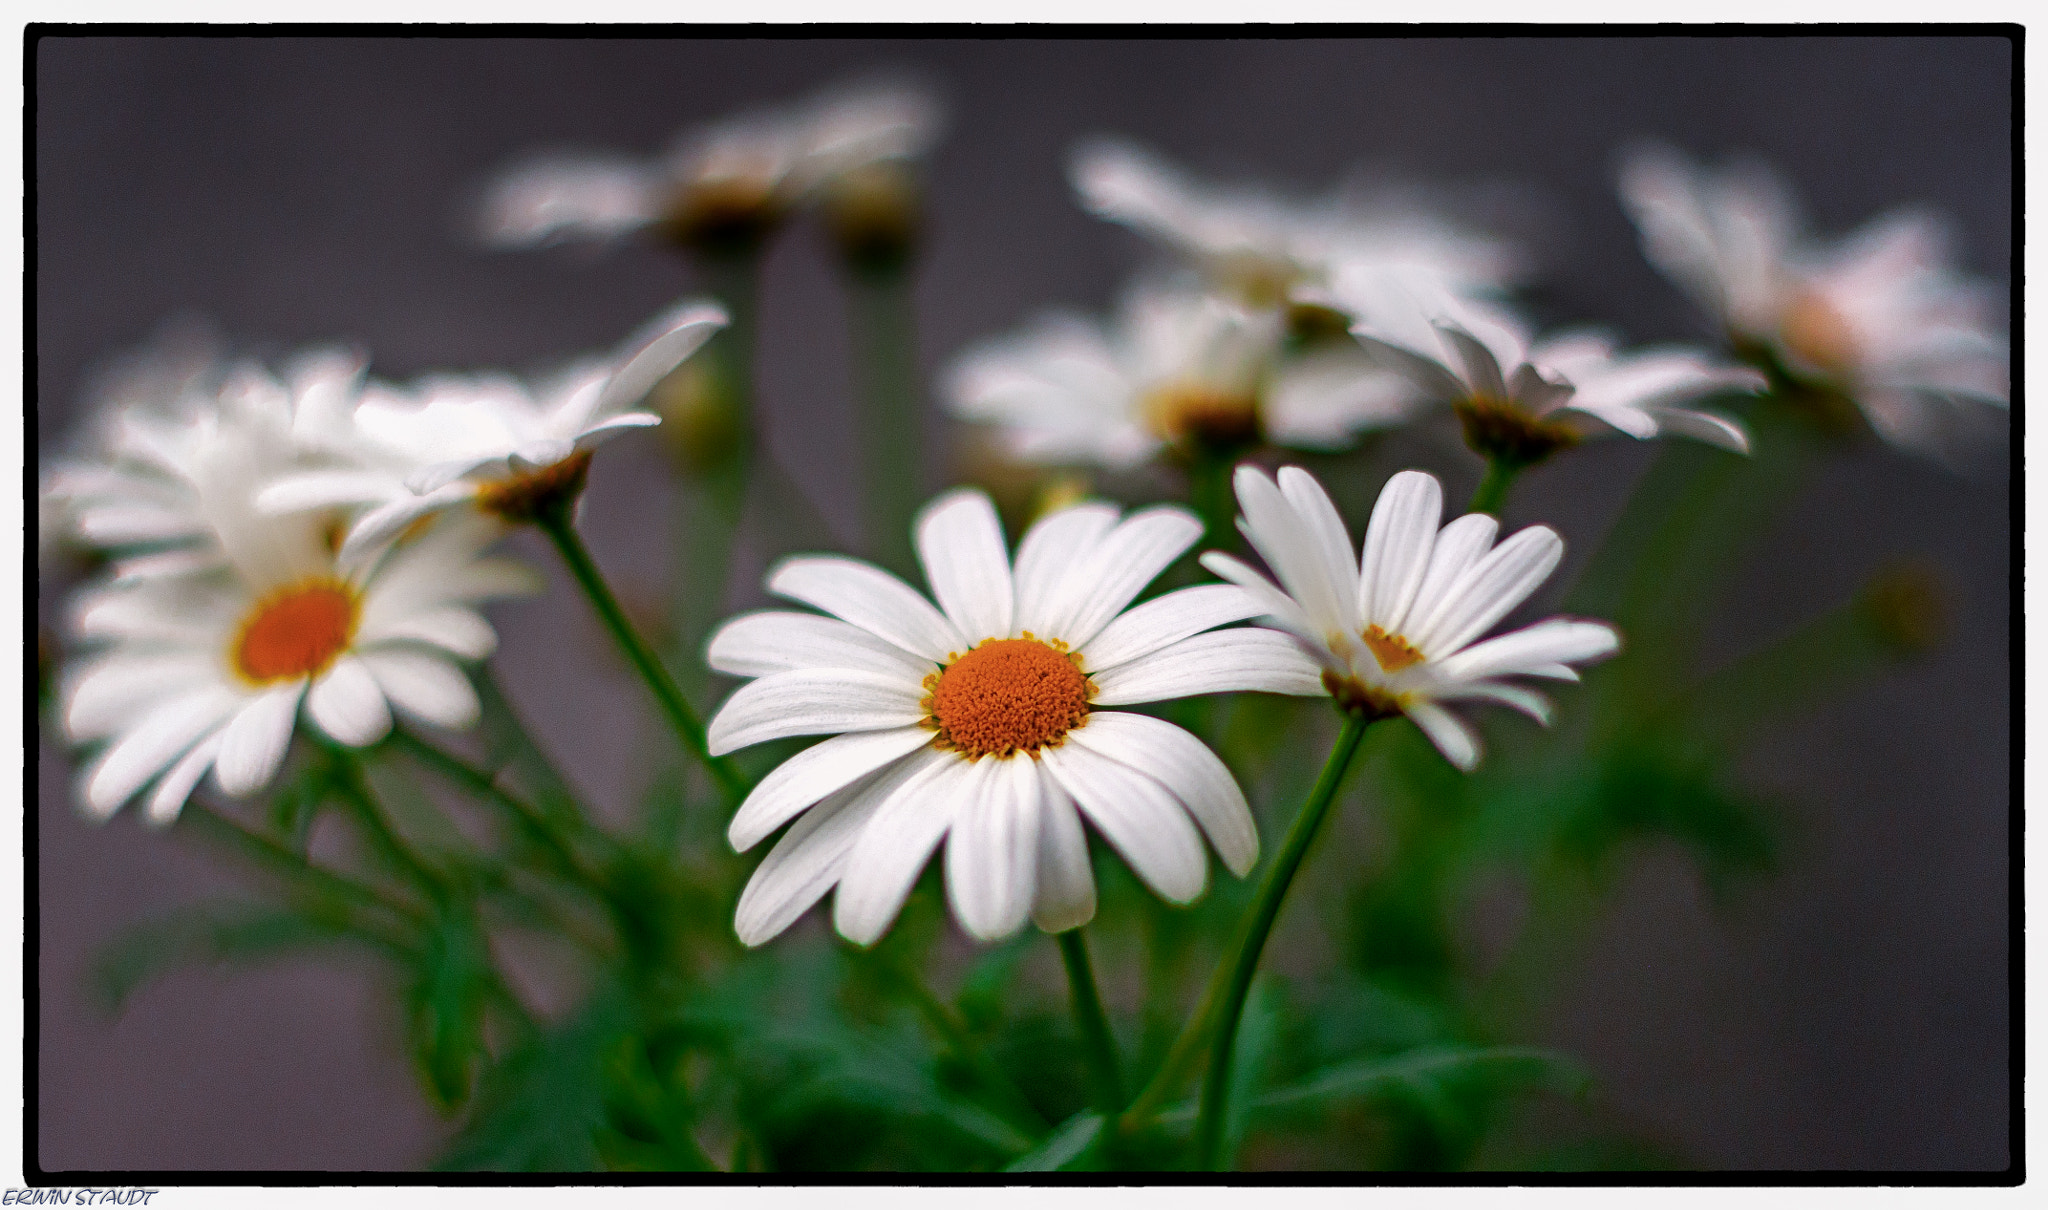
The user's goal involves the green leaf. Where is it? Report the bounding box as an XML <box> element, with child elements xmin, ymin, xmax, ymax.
<box><xmin>1003</xmin><ymin>1111</ymin><xmax>1104</xmax><ymax>1172</ymax></box>
<box><xmin>1255</xmin><ymin>1044</ymin><xmax>1590</xmax><ymax>1117</ymax></box>
<box><xmin>89</xmin><ymin>901</ymin><xmax>365</xmax><ymax>1014</ymax></box>
<box><xmin>406</xmin><ymin>909</ymin><xmax>495</xmax><ymax>1113</ymax></box>
<box><xmin>436</xmin><ymin>984</ymin><xmax>637</xmax><ymax>1172</ymax></box>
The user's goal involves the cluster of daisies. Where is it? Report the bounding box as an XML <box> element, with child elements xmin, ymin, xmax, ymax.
<box><xmin>42</xmin><ymin>76</ymin><xmax>2007</xmax><ymax>963</ymax></box>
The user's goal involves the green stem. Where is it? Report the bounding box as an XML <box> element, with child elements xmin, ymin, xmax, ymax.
<box><xmin>1187</xmin><ymin>452</ymin><xmax>1239</xmax><ymax>555</ymax></box>
<box><xmin>1467</xmin><ymin>456</ymin><xmax>1522</xmax><ymax>516</ymax></box>
<box><xmin>179</xmin><ymin>800</ymin><xmax>424</xmax><ymax>936</ymax></box>
<box><xmin>848</xmin><ymin>264</ymin><xmax>923</xmax><ymax>579</ymax></box>
<box><xmin>386</xmin><ymin>727</ymin><xmax>606</xmax><ymax>888</ymax></box>
<box><xmin>1191</xmin><ymin>714</ymin><xmax>1371</xmax><ymax>1170</ymax></box>
<box><xmin>329</xmin><ymin>749</ymin><xmax>443</xmax><ymax>897</ymax></box>
<box><xmin>535</xmin><ymin>503</ymin><xmax>747</xmax><ymax>806</ymax></box>
<box><xmin>1057</xmin><ymin>928</ymin><xmax>1125</xmax><ymax>1112</ymax></box>
<box><xmin>875</xmin><ymin>953</ymin><xmax>1048</xmax><ymax>1134</ymax></box>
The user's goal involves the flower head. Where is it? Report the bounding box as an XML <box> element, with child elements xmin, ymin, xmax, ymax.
<box><xmin>1619</xmin><ymin>145</ymin><xmax>2008</xmax><ymax>460</ymax></box>
<box><xmin>705</xmin><ymin>489</ymin><xmax>1320</xmax><ymax>946</ymax></box>
<box><xmin>1335</xmin><ymin>265</ymin><xmax>1762</xmax><ymax>464</ymax></box>
<box><xmin>60</xmin><ymin>469</ymin><xmax>538</xmax><ymax>824</ymax></box>
<box><xmin>944</xmin><ymin>282</ymin><xmax>1415</xmax><ymax>469</ymax></box>
<box><xmin>477</xmin><ymin>80</ymin><xmax>942</xmax><ymax>257</ymax></box>
<box><xmin>259</xmin><ymin>301</ymin><xmax>726</xmax><ymax>560</ymax></box>
<box><xmin>1201</xmin><ymin>466</ymin><xmax>1619</xmax><ymax>770</ymax></box>
<box><xmin>1070</xmin><ymin>137</ymin><xmax>1520</xmax><ymax>311</ymax></box>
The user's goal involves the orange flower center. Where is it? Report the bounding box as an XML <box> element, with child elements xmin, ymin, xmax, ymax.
<box><xmin>232</xmin><ymin>579</ymin><xmax>359</xmax><ymax>684</ymax></box>
<box><xmin>925</xmin><ymin>637</ymin><xmax>1093</xmax><ymax>759</ymax></box>
<box><xmin>1362</xmin><ymin>624</ymin><xmax>1425</xmax><ymax>673</ymax></box>
<box><xmin>1780</xmin><ymin>290</ymin><xmax>1861</xmax><ymax>375</ymax></box>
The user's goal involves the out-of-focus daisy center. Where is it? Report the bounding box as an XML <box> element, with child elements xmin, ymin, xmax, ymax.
<box><xmin>1362</xmin><ymin>624</ymin><xmax>1425</xmax><ymax>673</ymax></box>
<box><xmin>1452</xmin><ymin>394</ymin><xmax>1579</xmax><ymax>465</ymax></box>
<box><xmin>475</xmin><ymin>450</ymin><xmax>594</xmax><ymax>522</ymax></box>
<box><xmin>232</xmin><ymin>579</ymin><xmax>360</xmax><ymax>684</ymax></box>
<box><xmin>1141</xmin><ymin>382</ymin><xmax>1261</xmax><ymax>449</ymax></box>
<box><xmin>925</xmin><ymin>637</ymin><xmax>1092</xmax><ymax>759</ymax></box>
<box><xmin>1780</xmin><ymin>289</ymin><xmax>1861</xmax><ymax>374</ymax></box>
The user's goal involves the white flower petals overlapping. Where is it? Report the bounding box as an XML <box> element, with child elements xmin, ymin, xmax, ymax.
<box><xmin>707</xmin><ymin>489</ymin><xmax>1317</xmax><ymax>948</ymax></box>
<box><xmin>1202</xmin><ymin>466</ymin><xmax>1620</xmax><ymax>771</ymax></box>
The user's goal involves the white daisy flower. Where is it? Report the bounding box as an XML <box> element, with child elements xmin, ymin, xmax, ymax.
<box><xmin>704</xmin><ymin>489</ymin><xmax>1324</xmax><ymax>947</ymax></box>
<box><xmin>1070</xmin><ymin>137</ymin><xmax>1520</xmax><ymax>310</ymax></box>
<box><xmin>258</xmin><ymin>301</ymin><xmax>727</xmax><ymax>560</ymax></box>
<box><xmin>1335</xmin><ymin>264</ymin><xmax>1763</xmax><ymax>460</ymax></box>
<box><xmin>59</xmin><ymin>442</ymin><xmax>541</xmax><ymax>825</ymax></box>
<box><xmin>1200</xmin><ymin>466</ymin><xmax>1619</xmax><ymax>771</ymax></box>
<box><xmin>43</xmin><ymin>345</ymin><xmax>368</xmax><ymax>581</ymax></box>
<box><xmin>1618</xmin><ymin>145</ymin><xmax>2009</xmax><ymax>459</ymax></box>
<box><xmin>943</xmin><ymin>281</ymin><xmax>1414</xmax><ymax>468</ymax></box>
<box><xmin>476</xmin><ymin>80</ymin><xmax>942</xmax><ymax>255</ymax></box>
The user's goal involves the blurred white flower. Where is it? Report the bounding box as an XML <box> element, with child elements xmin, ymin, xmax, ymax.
<box><xmin>1336</xmin><ymin>265</ymin><xmax>1762</xmax><ymax>458</ymax></box>
<box><xmin>60</xmin><ymin>443</ymin><xmax>539</xmax><ymax>824</ymax></box>
<box><xmin>705</xmin><ymin>489</ymin><xmax>1321</xmax><ymax>946</ymax></box>
<box><xmin>1071</xmin><ymin>137</ymin><xmax>1520</xmax><ymax>309</ymax></box>
<box><xmin>1619</xmin><ymin>145</ymin><xmax>2008</xmax><ymax>460</ymax></box>
<box><xmin>259</xmin><ymin>301</ymin><xmax>727</xmax><ymax>560</ymax></box>
<box><xmin>944</xmin><ymin>282</ymin><xmax>1415</xmax><ymax>468</ymax></box>
<box><xmin>477</xmin><ymin>80</ymin><xmax>943</xmax><ymax>253</ymax></box>
<box><xmin>42</xmin><ymin>343</ymin><xmax>369</xmax><ymax>582</ymax></box>
<box><xmin>1202</xmin><ymin>466</ymin><xmax>1618</xmax><ymax>770</ymax></box>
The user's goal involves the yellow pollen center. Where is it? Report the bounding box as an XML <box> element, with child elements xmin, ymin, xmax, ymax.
<box><xmin>1362</xmin><ymin>624</ymin><xmax>1425</xmax><ymax>673</ymax></box>
<box><xmin>1140</xmin><ymin>383</ymin><xmax>1261</xmax><ymax>448</ymax></box>
<box><xmin>925</xmin><ymin>637</ymin><xmax>1092</xmax><ymax>759</ymax></box>
<box><xmin>1780</xmin><ymin>290</ymin><xmax>1860</xmax><ymax>374</ymax></box>
<box><xmin>232</xmin><ymin>579</ymin><xmax>359</xmax><ymax>684</ymax></box>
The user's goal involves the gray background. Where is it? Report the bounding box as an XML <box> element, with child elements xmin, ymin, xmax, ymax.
<box><xmin>32</xmin><ymin>36</ymin><xmax>2013</xmax><ymax>1171</ymax></box>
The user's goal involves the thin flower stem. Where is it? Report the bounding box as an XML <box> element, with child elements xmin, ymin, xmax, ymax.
<box><xmin>848</xmin><ymin>264</ymin><xmax>924</xmax><ymax>579</ymax></box>
<box><xmin>386</xmin><ymin>726</ymin><xmax>607</xmax><ymax>887</ymax></box>
<box><xmin>1118</xmin><ymin>715</ymin><xmax>1371</xmax><ymax>1133</ymax></box>
<box><xmin>329</xmin><ymin>748</ymin><xmax>444</xmax><ymax>897</ymax></box>
<box><xmin>1191</xmin><ymin>713</ymin><xmax>1371</xmax><ymax>1170</ymax></box>
<box><xmin>534</xmin><ymin>504</ymin><xmax>747</xmax><ymax>806</ymax></box>
<box><xmin>1467</xmin><ymin>456</ymin><xmax>1522</xmax><ymax>516</ymax></box>
<box><xmin>1057</xmin><ymin>928</ymin><xmax>1126</xmax><ymax>1113</ymax></box>
<box><xmin>179</xmin><ymin>798</ymin><xmax>425</xmax><ymax>935</ymax></box>
<box><xmin>1187</xmin><ymin>452</ymin><xmax>1240</xmax><ymax>555</ymax></box>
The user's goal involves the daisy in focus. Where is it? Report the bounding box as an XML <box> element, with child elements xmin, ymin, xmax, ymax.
<box><xmin>1333</xmin><ymin>264</ymin><xmax>1764</xmax><ymax>470</ymax></box>
<box><xmin>258</xmin><ymin>301</ymin><xmax>727</xmax><ymax>559</ymax></box>
<box><xmin>704</xmin><ymin>488</ymin><xmax>1324</xmax><ymax>946</ymax></box>
<box><xmin>1201</xmin><ymin>466</ymin><xmax>1619</xmax><ymax>770</ymax></box>
<box><xmin>944</xmin><ymin>281</ymin><xmax>1416</xmax><ymax>470</ymax></box>
<box><xmin>1618</xmin><ymin>145</ymin><xmax>2009</xmax><ymax>460</ymax></box>
<box><xmin>60</xmin><ymin>440</ymin><xmax>539</xmax><ymax>824</ymax></box>
<box><xmin>476</xmin><ymin>80</ymin><xmax>942</xmax><ymax>259</ymax></box>
<box><xmin>1071</xmin><ymin>137</ymin><xmax>1520</xmax><ymax>313</ymax></box>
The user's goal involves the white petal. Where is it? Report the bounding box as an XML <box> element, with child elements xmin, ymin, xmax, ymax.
<box><xmin>306</xmin><ymin>657</ymin><xmax>394</xmax><ymax>747</ymax></box>
<box><xmin>727</xmin><ymin>725</ymin><xmax>935</xmax><ymax>851</ymax></box>
<box><xmin>357</xmin><ymin>606</ymin><xmax>499</xmax><ymax>660</ymax></box>
<box><xmin>1358</xmin><ymin>470</ymin><xmax>1443</xmax><ymax>635</ymax></box>
<box><xmin>81</xmin><ymin>687</ymin><xmax>240</xmax><ymax>820</ymax></box>
<box><xmin>1405</xmin><ymin>514</ymin><xmax>1499</xmax><ymax>638</ymax></box>
<box><xmin>1439</xmin><ymin>323</ymin><xmax>1511</xmax><ymax>401</ymax></box>
<box><xmin>358</xmin><ymin>649</ymin><xmax>480</xmax><ymax>730</ymax></box>
<box><xmin>1232</xmin><ymin>466</ymin><xmax>1350</xmax><ymax>639</ymax></box>
<box><xmin>1277</xmin><ymin>466</ymin><xmax>1360</xmax><ymax>611</ymax></box>
<box><xmin>705</xmin><ymin>669</ymin><xmax>925</xmax><ymax>756</ymax></box>
<box><xmin>944</xmin><ymin>755</ymin><xmax>1042</xmax><ymax>942</ymax></box>
<box><xmin>1090</xmin><ymin>629</ymin><xmax>1327</xmax><ymax>705</ymax></box>
<box><xmin>733</xmin><ymin>757</ymin><xmax>914</xmax><ymax>947</ymax></box>
<box><xmin>706</xmin><ymin>610</ymin><xmax>933</xmax><ymax>681</ymax></box>
<box><xmin>1012</xmin><ymin>502</ymin><xmax>1120</xmax><ymax>637</ymax></box>
<box><xmin>1433</xmin><ymin>680</ymin><xmax>1554</xmax><ymax>725</ymax></box>
<box><xmin>1410</xmin><ymin>526</ymin><xmax>1565</xmax><ymax>658</ymax></box>
<box><xmin>255</xmin><ymin>470</ymin><xmax>402</xmax><ymax>515</ymax></box>
<box><xmin>65</xmin><ymin>653</ymin><xmax>216</xmax><ymax>739</ymax></box>
<box><xmin>1040</xmin><ymin>742</ymin><xmax>1207</xmax><ymax>904</ymax></box>
<box><xmin>1042</xmin><ymin>506</ymin><xmax>1203</xmax><ymax>649</ymax></box>
<box><xmin>767</xmin><ymin>555</ymin><xmax>967</xmax><ymax>664</ymax></box>
<box><xmin>1639</xmin><ymin>404</ymin><xmax>1752</xmax><ymax>453</ymax></box>
<box><xmin>1031</xmin><ymin>767</ymin><xmax>1097</xmax><ymax>933</ymax></box>
<box><xmin>144</xmin><ymin>732</ymin><xmax>224</xmax><ymax>827</ymax></box>
<box><xmin>213</xmin><ymin>683</ymin><xmax>307</xmax><ymax>798</ymax></box>
<box><xmin>1433</xmin><ymin>619</ymin><xmax>1621</xmax><ymax>682</ymax></box>
<box><xmin>339</xmin><ymin>485</ymin><xmax>477</xmax><ymax>564</ymax></box>
<box><xmin>1196</xmin><ymin>551</ymin><xmax>1317</xmax><ymax>642</ymax></box>
<box><xmin>1079</xmin><ymin>584</ymin><xmax>1265</xmax><ymax>674</ymax></box>
<box><xmin>593</xmin><ymin>301</ymin><xmax>729</xmax><ymax>419</ymax></box>
<box><xmin>1404</xmin><ymin>700</ymin><xmax>1481</xmax><ymax>772</ymax></box>
<box><xmin>915</xmin><ymin>489</ymin><xmax>1015</xmax><ymax>644</ymax></box>
<box><xmin>832</xmin><ymin>750</ymin><xmax>965</xmax><ymax>946</ymax></box>
<box><xmin>566</xmin><ymin>412</ymin><xmax>661</xmax><ymax>450</ymax></box>
<box><xmin>1067</xmin><ymin>711</ymin><xmax>1258</xmax><ymax>876</ymax></box>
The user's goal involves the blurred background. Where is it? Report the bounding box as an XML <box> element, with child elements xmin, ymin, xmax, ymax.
<box><xmin>33</xmin><ymin>36</ymin><xmax>2011</xmax><ymax>1171</ymax></box>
